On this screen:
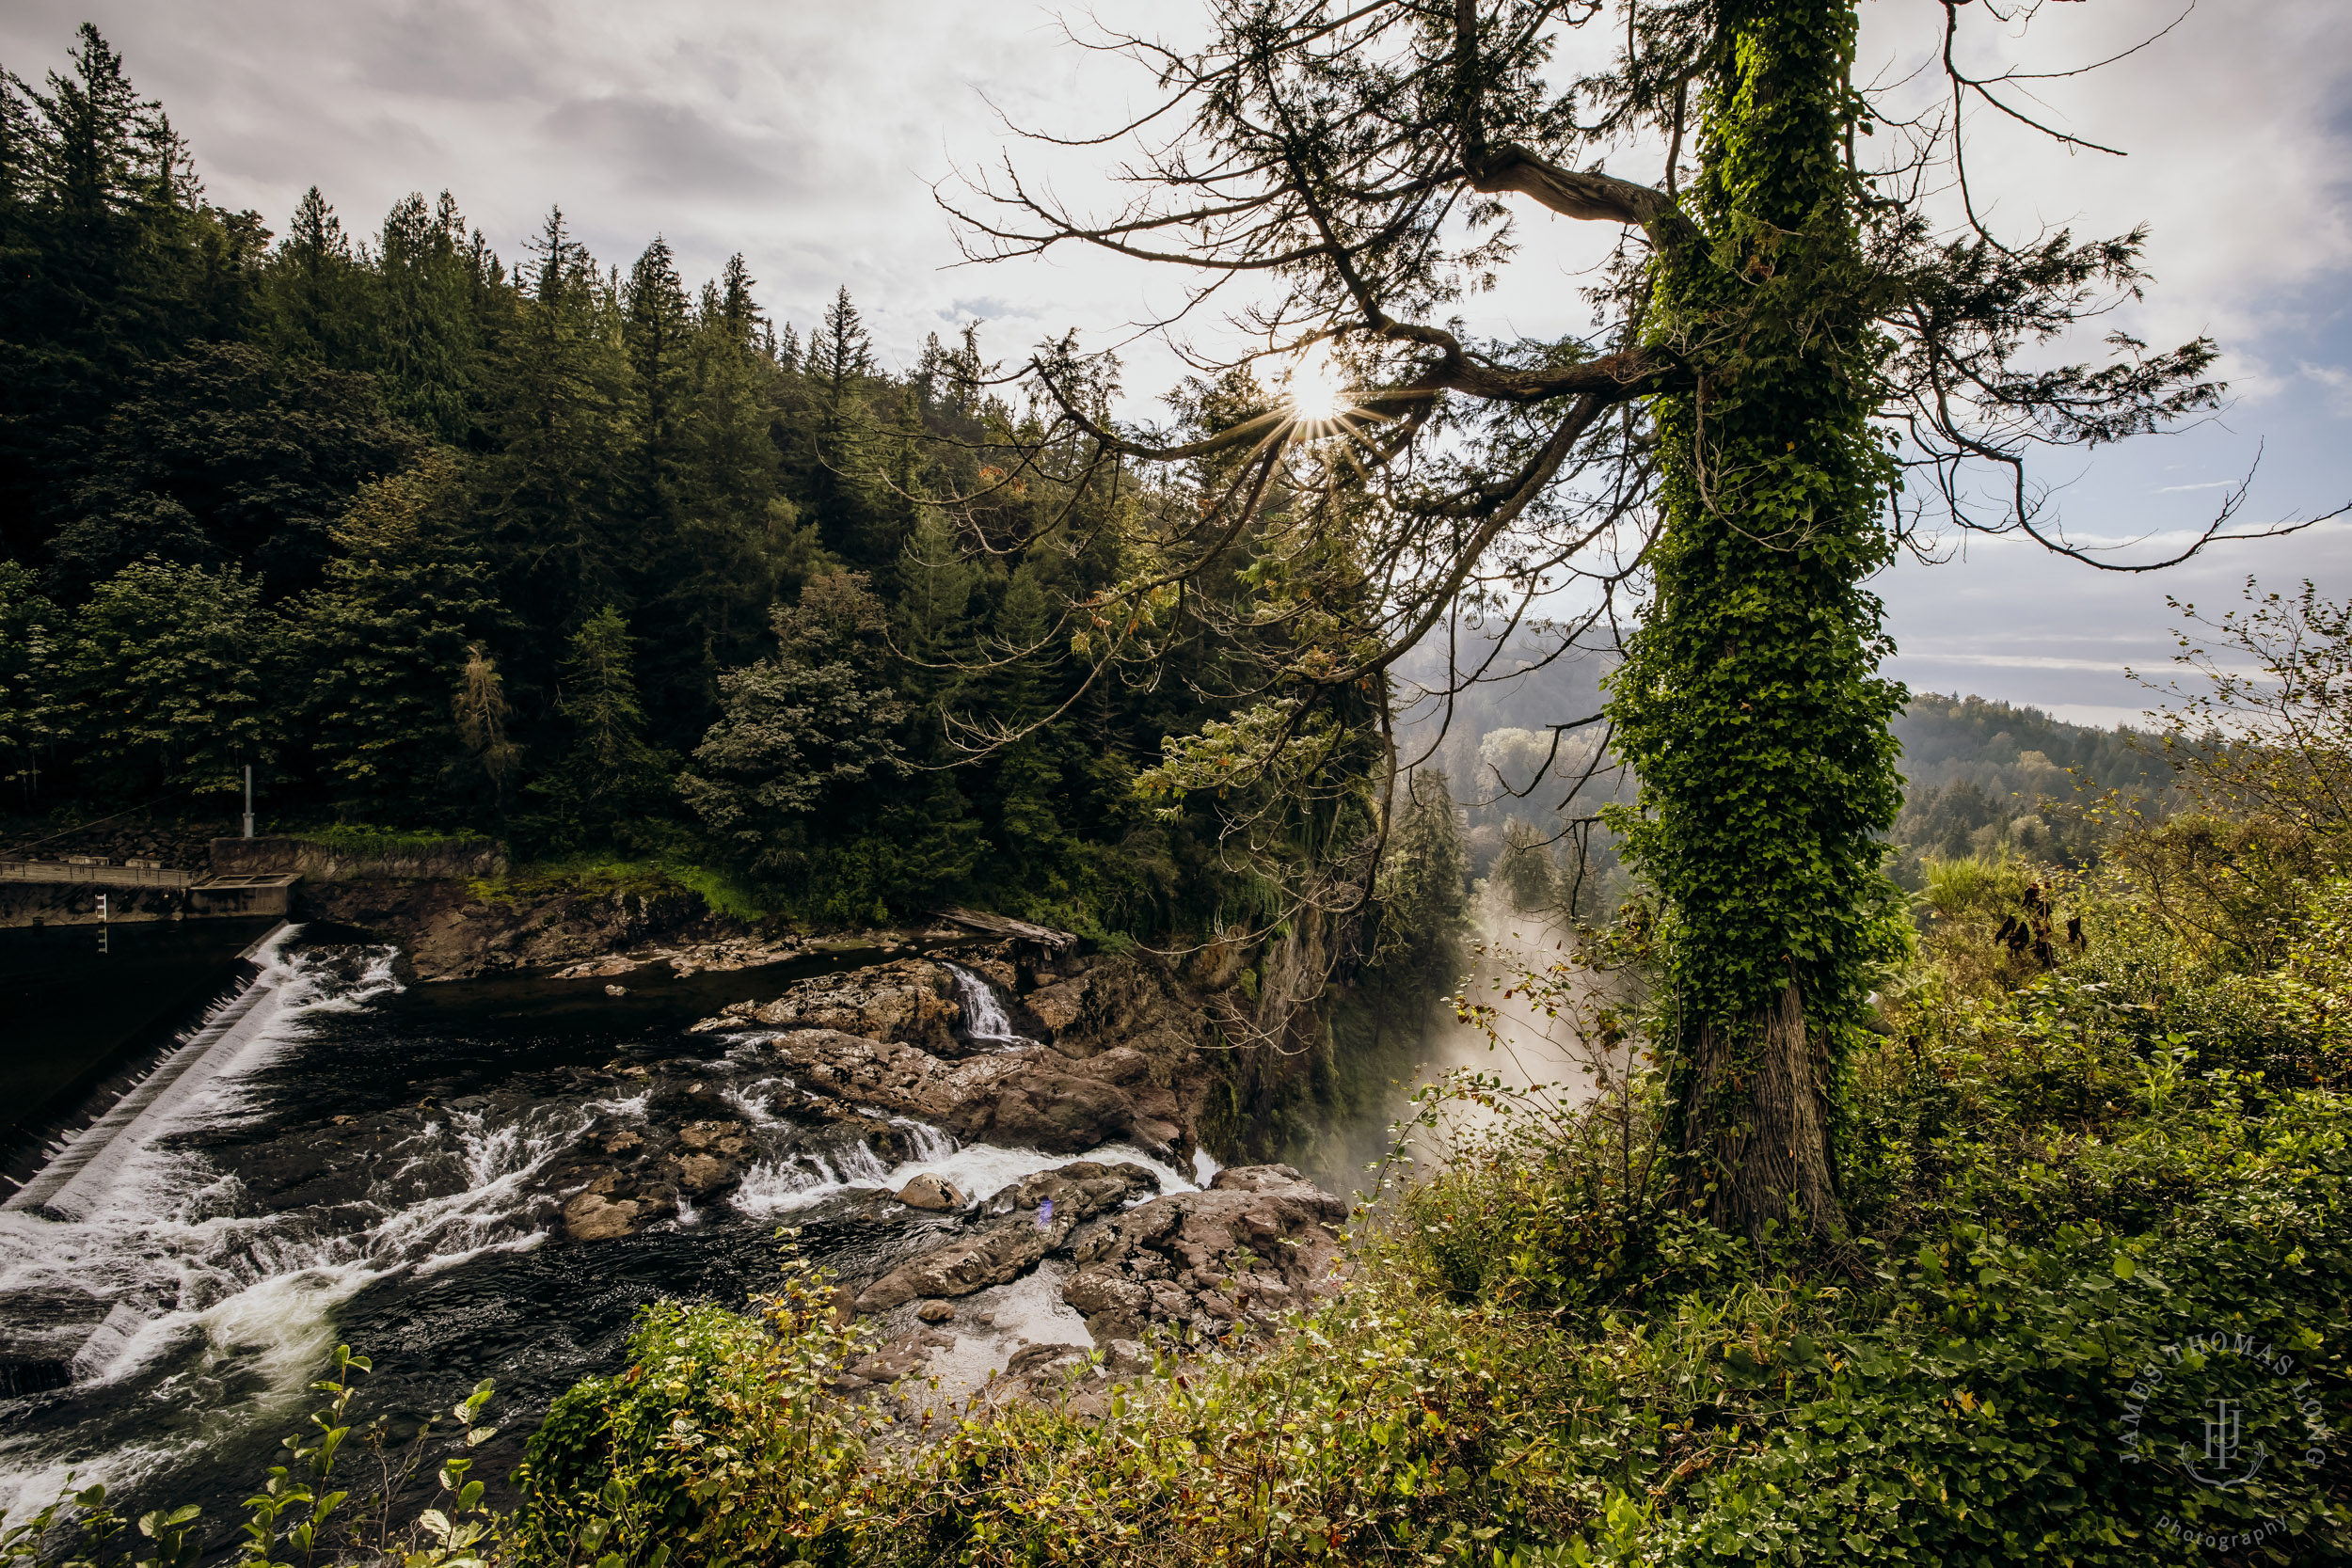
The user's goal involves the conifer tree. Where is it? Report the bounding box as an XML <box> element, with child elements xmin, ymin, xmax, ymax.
<box><xmin>896</xmin><ymin>506</ymin><xmax>978</xmax><ymax>688</ymax></box>
<box><xmin>802</xmin><ymin>285</ymin><xmax>881</xmax><ymax>561</ymax></box>
<box><xmin>0</xmin><ymin>26</ymin><xmax>205</xmax><ymax>556</ymax></box>
<box><xmin>981</xmin><ymin>563</ymin><xmax>1077</xmax><ymax>889</ymax></box>
<box><xmin>67</xmin><ymin>556</ymin><xmax>286</xmax><ymax>799</ymax></box>
<box><xmin>485</xmin><ymin>208</ymin><xmax>628</xmax><ymax>643</ymax></box>
<box><xmin>374</xmin><ymin>190</ymin><xmax>485</xmax><ymax>444</ymax></box>
<box><xmin>263</xmin><ymin>185</ymin><xmax>368</xmax><ymax>367</ymax></box>
<box><xmin>623</xmin><ymin>235</ymin><xmax>691</xmax><ymax>518</ymax></box>
<box><xmin>297</xmin><ymin>452</ymin><xmax>504</xmax><ymax>819</ymax></box>
<box><xmin>521</xmin><ymin>605</ymin><xmax>672</xmax><ymax>851</ymax></box>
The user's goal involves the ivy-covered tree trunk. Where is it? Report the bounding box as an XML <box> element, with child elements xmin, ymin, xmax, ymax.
<box><xmin>1610</xmin><ymin>0</ymin><xmax>1906</xmax><ymax>1245</ymax></box>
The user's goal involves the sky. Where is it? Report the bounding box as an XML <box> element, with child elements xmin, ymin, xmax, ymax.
<box><xmin>4</xmin><ymin>0</ymin><xmax>2344</xmax><ymax>731</ymax></box>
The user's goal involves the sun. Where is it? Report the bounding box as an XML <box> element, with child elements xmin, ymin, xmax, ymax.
<box><xmin>1284</xmin><ymin>343</ymin><xmax>1351</xmax><ymax>425</ymax></box>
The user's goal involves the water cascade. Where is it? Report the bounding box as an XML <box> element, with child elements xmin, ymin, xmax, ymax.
<box><xmin>945</xmin><ymin>964</ymin><xmax>1034</xmax><ymax>1050</ymax></box>
<box><xmin>0</xmin><ymin>930</ymin><xmax>1203</xmax><ymax>1522</ymax></box>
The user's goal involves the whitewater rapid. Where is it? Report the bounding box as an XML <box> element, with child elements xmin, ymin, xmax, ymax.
<box><xmin>0</xmin><ymin>933</ymin><xmax>1201</xmax><ymax>1519</ymax></box>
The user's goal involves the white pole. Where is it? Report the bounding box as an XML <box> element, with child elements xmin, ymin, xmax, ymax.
<box><xmin>243</xmin><ymin>764</ymin><xmax>255</xmax><ymax>839</ymax></box>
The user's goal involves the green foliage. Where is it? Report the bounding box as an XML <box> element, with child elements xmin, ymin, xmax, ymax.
<box><xmin>66</xmin><ymin>555</ymin><xmax>285</xmax><ymax>798</ymax></box>
<box><xmin>296</xmin><ymin>451</ymin><xmax>503</xmax><ymax>818</ymax></box>
<box><xmin>54</xmin><ymin>341</ymin><xmax>419</xmax><ymax>596</ymax></box>
<box><xmin>472</xmin><ymin>850</ymin><xmax>775</xmax><ymax>924</ymax></box>
<box><xmin>0</xmin><ymin>562</ymin><xmax>69</xmax><ymax>798</ymax></box>
<box><xmin>0</xmin><ymin>22</ymin><xmax>1376</xmax><ymax>938</ymax></box>
<box><xmin>1610</xmin><ymin>0</ymin><xmax>1907</xmax><ymax>1047</ymax></box>
<box><xmin>0</xmin><ymin>1344</ymin><xmax>500</xmax><ymax>1568</ymax></box>
<box><xmin>516</xmin><ymin>606</ymin><xmax>675</xmax><ymax>855</ymax></box>
<box><xmin>1887</xmin><ymin>692</ymin><xmax>2168</xmax><ymax>888</ymax></box>
<box><xmin>676</xmin><ymin>572</ymin><xmax>914</xmax><ymax>875</ymax></box>
<box><xmin>509</xmin><ymin>1246</ymin><xmax>874</xmax><ymax>1568</ymax></box>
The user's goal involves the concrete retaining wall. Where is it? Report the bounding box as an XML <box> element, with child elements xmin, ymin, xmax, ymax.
<box><xmin>0</xmin><ymin>881</ymin><xmax>192</xmax><ymax>925</ymax></box>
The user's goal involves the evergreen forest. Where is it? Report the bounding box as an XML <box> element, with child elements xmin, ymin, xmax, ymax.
<box><xmin>0</xmin><ymin>24</ymin><xmax>1305</xmax><ymax>935</ymax></box>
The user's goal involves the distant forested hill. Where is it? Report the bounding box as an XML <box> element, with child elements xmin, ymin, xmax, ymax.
<box><xmin>1392</xmin><ymin>628</ymin><xmax>2171</xmax><ymax>900</ymax></box>
<box><xmin>1885</xmin><ymin>693</ymin><xmax>2174</xmax><ymax>886</ymax></box>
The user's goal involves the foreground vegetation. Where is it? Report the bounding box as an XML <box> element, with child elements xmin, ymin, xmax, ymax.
<box><xmin>13</xmin><ymin>673</ymin><xmax>2346</xmax><ymax>1564</ymax></box>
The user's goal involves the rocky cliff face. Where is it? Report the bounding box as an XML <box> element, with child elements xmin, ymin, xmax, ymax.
<box><xmin>295</xmin><ymin>878</ymin><xmax>720</xmax><ymax>980</ymax></box>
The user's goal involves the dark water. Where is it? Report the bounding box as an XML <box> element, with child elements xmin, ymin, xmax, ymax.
<box><xmin>0</xmin><ymin>918</ymin><xmax>279</xmax><ymax>1161</ymax></box>
<box><xmin>0</xmin><ymin>927</ymin><xmax>1195</xmax><ymax>1537</ymax></box>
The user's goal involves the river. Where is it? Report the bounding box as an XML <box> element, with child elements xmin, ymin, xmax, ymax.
<box><xmin>0</xmin><ymin>924</ymin><xmax>1201</xmax><ymax>1528</ymax></box>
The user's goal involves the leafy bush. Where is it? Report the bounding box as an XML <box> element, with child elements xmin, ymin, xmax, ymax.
<box><xmin>508</xmin><ymin>1249</ymin><xmax>874</xmax><ymax>1568</ymax></box>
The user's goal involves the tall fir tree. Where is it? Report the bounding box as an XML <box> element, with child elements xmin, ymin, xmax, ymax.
<box><xmin>296</xmin><ymin>452</ymin><xmax>505</xmax><ymax>820</ymax></box>
<box><xmin>521</xmin><ymin>605</ymin><xmax>673</xmax><ymax>852</ymax></box>
<box><xmin>484</xmin><ymin>207</ymin><xmax>628</xmax><ymax>657</ymax></box>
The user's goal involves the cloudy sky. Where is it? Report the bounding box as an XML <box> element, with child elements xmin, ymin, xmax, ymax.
<box><xmin>5</xmin><ymin>0</ymin><xmax>2344</xmax><ymax>728</ymax></box>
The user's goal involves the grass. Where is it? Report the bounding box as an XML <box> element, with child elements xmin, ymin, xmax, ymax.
<box><xmin>289</xmin><ymin>823</ymin><xmax>497</xmax><ymax>859</ymax></box>
<box><xmin>470</xmin><ymin>852</ymin><xmax>778</xmax><ymax>924</ymax></box>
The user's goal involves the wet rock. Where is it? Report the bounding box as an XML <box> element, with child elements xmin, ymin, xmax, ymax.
<box><xmin>855</xmin><ymin>1162</ymin><xmax>1161</xmax><ymax>1310</ymax></box>
<box><xmin>694</xmin><ymin>959</ymin><xmax>962</xmax><ymax>1052</ymax></box>
<box><xmin>846</xmin><ymin>1328</ymin><xmax>956</xmax><ymax>1386</ymax></box>
<box><xmin>1057</xmin><ymin>1164</ymin><xmax>1347</xmax><ymax>1342</ymax></box>
<box><xmin>915</xmin><ymin>1300</ymin><xmax>957</xmax><ymax>1324</ymax></box>
<box><xmin>605</xmin><ymin>984</ymin><xmax>627</xmax><ymax>996</ymax></box>
<box><xmin>295</xmin><ymin>878</ymin><xmax>712</xmax><ymax>981</ymax></box>
<box><xmin>562</xmin><ymin>1191</ymin><xmax>646</xmax><ymax>1242</ymax></box>
<box><xmin>677</xmin><ymin>1119</ymin><xmax>749</xmax><ymax>1154</ymax></box>
<box><xmin>749</xmin><ymin>1029</ymin><xmax>1177</xmax><ymax>1156</ymax></box>
<box><xmin>1006</xmin><ymin>1341</ymin><xmax>1088</xmax><ymax>1379</ymax></box>
<box><xmin>1025</xmin><ymin>975</ymin><xmax>1089</xmax><ymax>1037</ymax></box>
<box><xmin>554</xmin><ymin>935</ymin><xmax>807</xmax><ymax>981</ymax></box>
<box><xmin>670</xmin><ymin>1153</ymin><xmax>731</xmax><ymax>1194</ymax></box>
<box><xmin>897</xmin><ymin>1173</ymin><xmax>966</xmax><ymax>1211</ymax></box>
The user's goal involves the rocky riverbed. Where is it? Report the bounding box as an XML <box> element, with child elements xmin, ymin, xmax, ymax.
<box><xmin>527</xmin><ymin>942</ymin><xmax>1349</xmax><ymax>1412</ymax></box>
<box><xmin>0</xmin><ymin>923</ymin><xmax>1354</xmax><ymax>1515</ymax></box>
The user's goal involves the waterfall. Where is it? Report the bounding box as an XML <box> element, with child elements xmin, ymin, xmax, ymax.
<box><xmin>945</xmin><ymin>964</ymin><xmax>1033</xmax><ymax>1050</ymax></box>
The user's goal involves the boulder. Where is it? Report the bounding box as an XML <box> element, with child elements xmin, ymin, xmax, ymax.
<box><xmin>749</xmin><ymin>1028</ymin><xmax>1181</xmax><ymax>1155</ymax></box>
<box><xmin>1025</xmin><ymin>975</ymin><xmax>1089</xmax><ymax>1037</ymax></box>
<box><xmin>562</xmin><ymin>1191</ymin><xmax>646</xmax><ymax>1242</ymax></box>
<box><xmin>1057</xmin><ymin>1164</ymin><xmax>1348</xmax><ymax>1341</ymax></box>
<box><xmin>897</xmin><ymin>1173</ymin><xmax>966</xmax><ymax>1211</ymax></box>
<box><xmin>694</xmin><ymin>959</ymin><xmax>961</xmax><ymax>1052</ymax></box>
<box><xmin>855</xmin><ymin>1162</ymin><xmax>1160</xmax><ymax>1310</ymax></box>
<box><xmin>915</xmin><ymin>1300</ymin><xmax>957</xmax><ymax>1324</ymax></box>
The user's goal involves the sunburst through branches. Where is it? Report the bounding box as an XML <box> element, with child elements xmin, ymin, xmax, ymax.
<box><xmin>1281</xmin><ymin>341</ymin><xmax>1354</xmax><ymax>432</ymax></box>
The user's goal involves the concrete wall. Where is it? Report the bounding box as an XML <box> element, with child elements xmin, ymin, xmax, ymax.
<box><xmin>0</xmin><ymin>882</ymin><xmax>194</xmax><ymax>925</ymax></box>
<box><xmin>210</xmin><ymin>834</ymin><xmax>506</xmax><ymax>882</ymax></box>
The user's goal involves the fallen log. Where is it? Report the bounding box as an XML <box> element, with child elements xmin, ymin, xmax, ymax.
<box><xmin>930</xmin><ymin>906</ymin><xmax>1079</xmax><ymax>954</ymax></box>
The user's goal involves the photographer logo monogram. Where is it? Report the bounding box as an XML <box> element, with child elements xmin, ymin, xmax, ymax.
<box><xmin>2118</xmin><ymin>1327</ymin><xmax>2330</xmax><ymax>1550</ymax></box>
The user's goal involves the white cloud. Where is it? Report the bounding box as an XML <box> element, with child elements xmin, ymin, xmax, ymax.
<box><xmin>3</xmin><ymin>0</ymin><xmax>2345</xmax><ymax>717</ymax></box>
